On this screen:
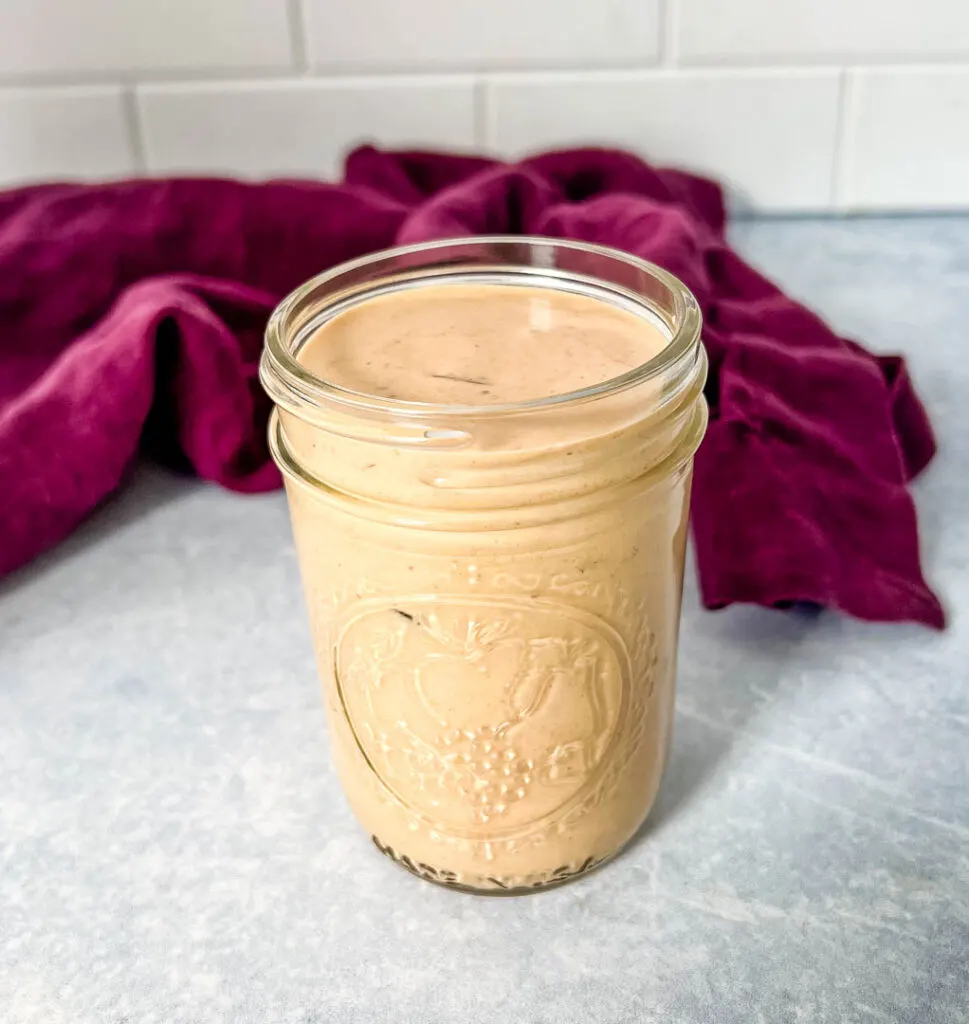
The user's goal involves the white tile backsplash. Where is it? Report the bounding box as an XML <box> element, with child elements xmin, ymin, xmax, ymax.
<box><xmin>0</xmin><ymin>0</ymin><xmax>292</xmax><ymax>78</ymax></box>
<box><xmin>0</xmin><ymin>87</ymin><xmax>134</xmax><ymax>185</ymax></box>
<box><xmin>0</xmin><ymin>0</ymin><xmax>967</xmax><ymax>210</ymax></box>
<box><xmin>842</xmin><ymin>68</ymin><xmax>969</xmax><ymax>210</ymax></box>
<box><xmin>486</xmin><ymin>70</ymin><xmax>842</xmax><ymax>211</ymax></box>
<box><xmin>677</xmin><ymin>0</ymin><xmax>969</xmax><ymax>63</ymax></box>
<box><xmin>303</xmin><ymin>0</ymin><xmax>661</xmax><ymax>71</ymax></box>
<box><xmin>138</xmin><ymin>79</ymin><xmax>477</xmax><ymax>179</ymax></box>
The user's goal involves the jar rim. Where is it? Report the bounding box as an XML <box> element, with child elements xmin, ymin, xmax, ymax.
<box><xmin>260</xmin><ymin>235</ymin><xmax>702</xmax><ymax>421</ymax></box>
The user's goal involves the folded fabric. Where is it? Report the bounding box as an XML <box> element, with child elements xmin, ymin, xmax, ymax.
<box><xmin>0</xmin><ymin>147</ymin><xmax>944</xmax><ymax>627</ymax></box>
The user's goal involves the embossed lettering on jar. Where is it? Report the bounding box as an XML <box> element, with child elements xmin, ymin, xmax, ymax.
<box><xmin>260</xmin><ymin>238</ymin><xmax>707</xmax><ymax>894</ymax></box>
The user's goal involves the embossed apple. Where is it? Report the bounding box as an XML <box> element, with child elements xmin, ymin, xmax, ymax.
<box><xmin>412</xmin><ymin>610</ymin><xmax>530</xmax><ymax>732</ymax></box>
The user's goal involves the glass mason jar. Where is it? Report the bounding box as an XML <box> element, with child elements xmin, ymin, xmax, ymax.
<box><xmin>260</xmin><ymin>237</ymin><xmax>707</xmax><ymax>894</ymax></box>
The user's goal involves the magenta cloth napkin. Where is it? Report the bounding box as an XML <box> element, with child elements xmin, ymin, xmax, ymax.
<box><xmin>0</xmin><ymin>147</ymin><xmax>944</xmax><ymax>627</ymax></box>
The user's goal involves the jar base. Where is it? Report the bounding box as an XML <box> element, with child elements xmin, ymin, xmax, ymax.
<box><xmin>370</xmin><ymin>834</ymin><xmax>621</xmax><ymax>896</ymax></box>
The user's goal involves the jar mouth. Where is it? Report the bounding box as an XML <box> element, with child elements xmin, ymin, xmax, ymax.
<box><xmin>260</xmin><ymin>235</ymin><xmax>703</xmax><ymax>422</ymax></box>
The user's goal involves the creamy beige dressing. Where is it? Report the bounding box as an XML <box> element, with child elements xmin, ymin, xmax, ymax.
<box><xmin>299</xmin><ymin>282</ymin><xmax>668</xmax><ymax>405</ymax></box>
<box><xmin>279</xmin><ymin>280</ymin><xmax>695</xmax><ymax>892</ymax></box>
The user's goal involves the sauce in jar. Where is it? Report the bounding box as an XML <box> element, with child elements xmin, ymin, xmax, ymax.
<box><xmin>262</xmin><ymin>238</ymin><xmax>707</xmax><ymax>893</ymax></box>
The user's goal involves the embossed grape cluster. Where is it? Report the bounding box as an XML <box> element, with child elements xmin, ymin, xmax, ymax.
<box><xmin>437</xmin><ymin>725</ymin><xmax>535</xmax><ymax>824</ymax></box>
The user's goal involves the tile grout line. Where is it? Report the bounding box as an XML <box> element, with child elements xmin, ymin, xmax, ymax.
<box><xmin>831</xmin><ymin>67</ymin><xmax>858</xmax><ymax>211</ymax></box>
<box><xmin>659</xmin><ymin>0</ymin><xmax>679</xmax><ymax>67</ymax></box>
<box><xmin>660</xmin><ymin>53</ymin><xmax>969</xmax><ymax>68</ymax></box>
<box><xmin>287</xmin><ymin>0</ymin><xmax>310</xmax><ymax>74</ymax></box>
<box><xmin>473</xmin><ymin>78</ymin><xmax>490</xmax><ymax>152</ymax></box>
<box><xmin>121</xmin><ymin>86</ymin><xmax>147</xmax><ymax>173</ymax></box>
<box><xmin>3</xmin><ymin>60</ymin><xmax>942</xmax><ymax>91</ymax></box>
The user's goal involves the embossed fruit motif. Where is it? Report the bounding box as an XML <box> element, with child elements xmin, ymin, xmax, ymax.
<box><xmin>336</xmin><ymin>600</ymin><xmax>626</xmax><ymax>835</ymax></box>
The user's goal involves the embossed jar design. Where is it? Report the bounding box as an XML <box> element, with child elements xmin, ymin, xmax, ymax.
<box><xmin>260</xmin><ymin>238</ymin><xmax>707</xmax><ymax>894</ymax></box>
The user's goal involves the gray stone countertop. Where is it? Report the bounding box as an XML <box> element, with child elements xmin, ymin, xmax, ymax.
<box><xmin>2</xmin><ymin>217</ymin><xmax>968</xmax><ymax>1024</ymax></box>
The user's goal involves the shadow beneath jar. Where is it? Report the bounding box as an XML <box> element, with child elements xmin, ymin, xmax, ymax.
<box><xmin>623</xmin><ymin>598</ymin><xmax>823</xmax><ymax>850</ymax></box>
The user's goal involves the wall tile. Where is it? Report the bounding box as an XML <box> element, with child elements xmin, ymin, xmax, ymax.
<box><xmin>0</xmin><ymin>87</ymin><xmax>134</xmax><ymax>185</ymax></box>
<box><xmin>0</xmin><ymin>0</ymin><xmax>291</xmax><ymax>78</ymax></box>
<box><xmin>486</xmin><ymin>70</ymin><xmax>841</xmax><ymax>211</ymax></box>
<box><xmin>677</xmin><ymin>0</ymin><xmax>969</xmax><ymax>63</ymax></box>
<box><xmin>138</xmin><ymin>78</ymin><xmax>477</xmax><ymax>179</ymax></box>
<box><xmin>0</xmin><ymin>0</ymin><xmax>965</xmax><ymax>211</ymax></box>
<box><xmin>843</xmin><ymin>68</ymin><xmax>969</xmax><ymax>210</ymax></box>
<box><xmin>303</xmin><ymin>0</ymin><xmax>660</xmax><ymax>71</ymax></box>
